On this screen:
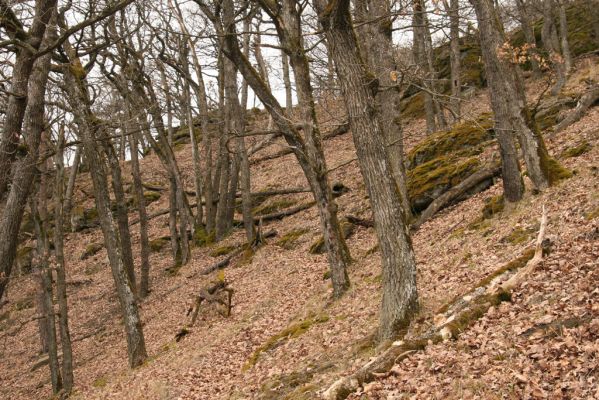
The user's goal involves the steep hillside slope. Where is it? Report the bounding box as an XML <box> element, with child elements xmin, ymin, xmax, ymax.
<box><xmin>1</xmin><ymin>58</ymin><xmax>598</xmax><ymax>399</ymax></box>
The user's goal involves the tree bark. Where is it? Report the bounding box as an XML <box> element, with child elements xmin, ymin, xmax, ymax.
<box><xmin>0</xmin><ymin>11</ymin><xmax>55</xmax><ymax>303</ymax></box>
<box><xmin>314</xmin><ymin>0</ymin><xmax>418</xmax><ymax>339</ymax></box>
<box><xmin>354</xmin><ymin>0</ymin><xmax>413</xmax><ymax>220</ymax></box>
<box><xmin>128</xmin><ymin>123</ymin><xmax>151</xmax><ymax>298</ymax></box>
<box><xmin>53</xmin><ymin>126</ymin><xmax>74</xmax><ymax>394</ymax></box>
<box><xmin>61</xmin><ymin>38</ymin><xmax>147</xmax><ymax>367</ymax></box>
<box><xmin>471</xmin><ymin>0</ymin><xmax>557</xmax><ymax>198</ymax></box>
<box><xmin>0</xmin><ymin>0</ymin><xmax>57</xmax><ymax>198</ymax></box>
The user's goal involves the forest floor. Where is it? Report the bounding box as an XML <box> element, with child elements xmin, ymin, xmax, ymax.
<box><xmin>1</xmin><ymin>59</ymin><xmax>598</xmax><ymax>400</ymax></box>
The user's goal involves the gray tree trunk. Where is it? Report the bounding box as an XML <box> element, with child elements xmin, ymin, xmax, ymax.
<box><xmin>314</xmin><ymin>0</ymin><xmax>418</xmax><ymax>338</ymax></box>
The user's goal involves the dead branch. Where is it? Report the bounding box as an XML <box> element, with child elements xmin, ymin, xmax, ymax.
<box><xmin>254</xmin><ymin>201</ymin><xmax>316</xmax><ymax>223</ymax></box>
<box><xmin>175</xmin><ymin>280</ymin><xmax>234</xmax><ymax>341</ymax></box>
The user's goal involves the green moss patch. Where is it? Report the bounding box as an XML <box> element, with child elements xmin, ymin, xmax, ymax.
<box><xmin>585</xmin><ymin>205</ymin><xmax>599</xmax><ymax>220</ymax></box>
<box><xmin>193</xmin><ymin>227</ymin><xmax>215</xmax><ymax>247</ymax></box>
<box><xmin>209</xmin><ymin>245</ymin><xmax>237</xmax><ymax>257</ymax></box>
<box><xmin>149</xmin><ymin>237</ymin><xmax>170</xmax><ymax>253</ymax></box>
<box><xmin>242</xmin><ymin>313</ymin><xmax>329</xmax><ymax>371</ymax></box>
<box><xmin>276</xmin><ymin>229</ymin><xmax>310</xmax><ymax>250</ymax></box>
<box><xmin>545</xmin><ymin>157</ymin><xmax>573</xmax><ymax>183</ymax></box>
<box><xmin>482</xmin><ymin>195</ymin><xmax>505</xmax><ymax>219</ymax></box>
<box><xmin>561</xmin><ymin>141</ymin><xmax>592</xmax><ymax>158</ymax></box>
<box><xmin>16</xmin><ymin>246</ymin><xmax>35</xmax><ymax>274</ymax></box>
<box><xmin>309</xmin><ymin>221</ymin><xmax>354</xmax><ymax>255</ymax></box>
<box><xmin>252</xmin><ymin>199</ymin><xmax>298</xmax><ymax>216</ymax></box>
<box><xmin>501</xmin><ymin>226</ymin><xmax>537</xmax><ymax>245</ymax></box>
<box><xmin>407</xmin><ymin>114</ymin><xmax>494</xmax><ymax>167</ymax></box>
<box><xmin>80</xmin><ymin>242</ymin><xmax>103</xmax><ymax>260</ymax></box>
<box><xmin>408</xmin><ymin>156</ymin><xmax>481</xmax><ymax>212</ymax></box>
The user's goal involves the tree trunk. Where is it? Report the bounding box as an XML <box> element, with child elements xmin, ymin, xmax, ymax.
<box><xmin>542</xmin><ymin>0</ymin><xmax>567</xmax><ymax>95</ymax></box>
<box><xmin>354</xmin><ymin>0</ymin><xmax>413</xmax><ymax>220</ymax></box>
<box><xmin>128</xmin><ymin>125</ymin><xmax>151</xmax><ymax>298</ymax></box>
<box><xmin>32</xmin><ymin>159</ymin><xmax>63</xmax><ymax>394</ymax></box>
<box><xmin>64</xmin><ymin>144</ymin><xmax>81</xmax><ymax>231</ymax></box>
<box><xmin>471</xmin><ymin>0</ymin><xmax>557</xmax><ymax>198</ymax></box>
<box><xmin>314</xmin><ymin>0</ymin><xmax>418</xmax><ymax>339</ymax></box>
<box><xmin>53</xmin><ymin>127</ymin><xmax>74</xmax><ymax>394</ymax></box>
<box><xmin>0</xmin><ymin>0</ymin><xmax>57</xmax><ymax>198</ymax></box>
<box><xmin>557</xmin><ymin>0</ymin><xmax>572</xmax><ymax>73</ymax></box>
<box><xmin>0</xmin><ymin>13</ymin><xmax>55</xmax><ymax>303</ymax></box>
<box><xmin>61</xmin><ymin>39</ymin><xmax>147</xmax><ymax>367</ymax></box>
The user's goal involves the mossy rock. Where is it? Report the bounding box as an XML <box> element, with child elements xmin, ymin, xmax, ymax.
<box><xmin>561</xmin><ymin>141</ymin><xmax>592</xmax><ymax>158</ymax></box>
<box><xmin>308</xmin><ymin>221</ymin><xmax>355</xmax><ymax>255</ymax></box>
<box><xmin>193</xmin><ymin>227</ymin><xmax>215</xmax><ymax>247</ymax></box>
<box><xmin>407</xmin><ymin>156</ymin><xmax>482</xmax><ymax>212</ymax></box>
<box><xmin>407</xmin><ymin>114</ymin><xmax>494</xmax><ymax>168</ymax></box>
<box><xmin>481</xmin><ymin>195</ymin><xmax>505</xmax><ymax>219</ymax></box>
<box><xmin>70</xmin><ymin>206</ymin><xmax>99</xmax><ymax>232</ymax></box>
<box><xmin>80</xmin><ymin>242</ymin><xmax>103</xmax><ymax>260</ymax></box>
<box><xmin>400</xmin><ymin>92</ymin><xmax>426</xmax><ymax>119</ymax></box>
<box><xmin>149</xmin><ymin>237</ymin><xmax>170</xmax><ymax>253</ymax></box>
<box><xmin>209</xmin><ymin>245</ymin><xmax>236</xmax><ymax>257</ymax></box>
<box><xmin>276</xmin><ymin>229</ymin><xmax>310</xmax><ymax>250</ymax></box>
<box><xmin>242</xmin><ymin>313</ymin><xmax>329</xmax><ymax>371</ymax></box>
<box><xmin>252</xmin><ymin>199</ymin><xmax>297</xmax><ymax>216</ymax></box>
<box><xmin>16</xmin><ymin>246</ymin><xmax>35</xmax><ymax>274</ymax></box>
<box><xmin>544</xmin><ymin>157</ymin><xmax>573</xmax><ymax>183</ymax></box>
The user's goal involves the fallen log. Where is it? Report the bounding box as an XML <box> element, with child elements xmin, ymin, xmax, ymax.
<box><xmin>250</xmin><ymin>121</ymin><xmax>350</xmax><ymax>164</ymax></box>
<box><xmin>129</xmin><ymin>187</ymin><xmax>314</xmax><ymax>225</ymax></box>
<box><xmin>412</xmin><ymin>166</ymin><xmax>501</xmax><ymax>230</ymax></box>
<box><xmin>322</xmin><ymin>207</ymin><xmax>548</xmax><ymax>400</ymax></box>
<box><xmin>254</xmin><ymin>201</ymin><xmax>316</xmax><ymax>223</ymax></box>
<box><xmin>199</xmin><ymin>229</ymin><xmax>277</xmax><ymax>276</ymax></box>
<box><xmin>553</xmin><ymin>85</ymin><xmax>599</xmax><ymax>133</ymax></box>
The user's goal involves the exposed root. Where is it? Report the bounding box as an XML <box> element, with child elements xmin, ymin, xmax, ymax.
<box><xmin>321</xmin><ymin>207</ymin><xmax>548</xmax><ymax>400</ymax></box>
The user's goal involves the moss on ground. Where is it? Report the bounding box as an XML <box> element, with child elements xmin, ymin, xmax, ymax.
<box><xmin>252</xmin><ymin>199</ymin><xmax>298</xmax><ymax>216</ymax></box>
<box><xmin>276</xmin><ymin>228</ymin><xmax>310</xmax><ymax>250</ymax></box>
<box><xmin>209</xmin><ymin>245</ymin><xmax>237</xmax><ymax>257</ymax></box>
<box><xmin>80</xmin><ymin>242</ymin><xmax>103</xmax><ymax>260</ymax></box>
<box><xmin>585</xmin><ymin>205</ymin><xmax>599</xmax><ymax>220</ymax></box>
<box><xmin>482</xmin><ymin>195</ymin><xmax>505</xmax><ymax>219</ymax></box>
<box><xmin>193</xmin><ymin>227</ymin><xmax>215</xmax><ymax>247</ymax></box>
<box><xmin>309</xmin><ymin>221</ymin><xmax>354</xmax><ymax>255</ymax></box>
<box><xmin>242</xmin><ymin>313</ymin><xmax>329</xmax><ymax>371</ymax></box>
<box><xmin>149</xmin><ymin>237</ymin><xmax>169</xmax><ymax>253</ymax></box>
<box><xmin>561</xmin><ymin>141</ymin><xmax>592</xmax><ymax>158</ymax></box>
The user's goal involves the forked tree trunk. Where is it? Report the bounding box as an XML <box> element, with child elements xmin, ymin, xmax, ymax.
<box><xmin>61</xmin><ymin>39</ymin><xmax>147</xmax><ymax>367</ymax></box>
<box><xmin>0</xmin><ymin>15</ymin><xmax>55</xmax><ymax>303</ymax></box>
<box><xmin>198</xmin><ymin>0</ymin><xmax>352</xmax><ymax>297</ymax></box>
<box><xmin>0</xmin><ymin>0</ymin><xmax>57</xmax><ymax>198</ymax></box>
<box><xmin>471</xmin><ymin>0</ymin><xmax>559</xmax><ymax>197</ymax></box>
<box><xmin>314</xmin><ymin>0</ymin><xmax>418</xmax><ymax>339</ymax></box>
